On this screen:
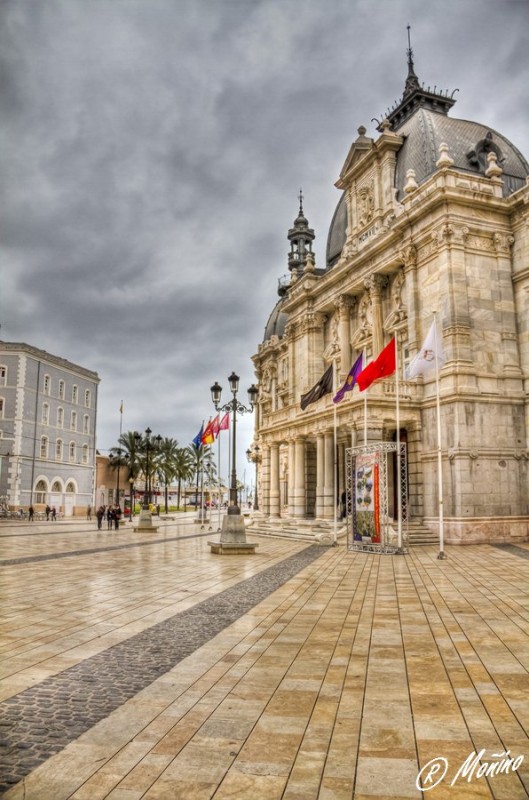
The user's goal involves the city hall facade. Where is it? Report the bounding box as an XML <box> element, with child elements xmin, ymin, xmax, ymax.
<box><xmin>252</xmin><ymin>51</ymin><xmax>529</xmax><ymax>545</ymax></box>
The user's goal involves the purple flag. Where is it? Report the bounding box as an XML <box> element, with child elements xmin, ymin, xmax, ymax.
<box><xmin>333</xmin><ymin>353</ymin><xmax>363</xmax><ymax>403</ymax></box>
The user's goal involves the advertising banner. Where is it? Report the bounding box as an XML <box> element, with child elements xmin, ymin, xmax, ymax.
<box><xmin>352</xmin><ymin>452</ymin><xmax>380</xmax><ymax>543</ymax></box>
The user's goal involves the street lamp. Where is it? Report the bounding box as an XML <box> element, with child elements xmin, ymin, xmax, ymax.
<box><xmin>211</xmin><ymin>373</ymin><xmax>258</xmax><ymax>515</ymax></box>
<box><xmin>129</xmin><ymin>477</ymin><xmax>135</xmax><ymax>518</ymax></box>
<box><xmin>246</xmin><ymin>444</ymin><xmax>260</xmax><ymax>511</ymax></box>
<box><xmin>132</xmin><ymin>428</ymin><xmax>162</xmax><ymax>531</ymax></box>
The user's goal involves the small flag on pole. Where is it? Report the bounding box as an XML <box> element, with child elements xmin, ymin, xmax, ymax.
<box><xmin>192</xmin><ymin>425</ymin><xmax>203</xmax><ymax>449</ymax></box>
<box><xmin>219</xmin><ymin>412</ymin><xmax>230</xmax><ymax>431</ymax></box>
<box><xmin>119</xmin><ymin>401</ymin><xmax>123</xmax><ymax>414</ymax></box>
<box><xmin>406</xmin><ymin>321</ymin><xmax>444</xmax><ymax>379</ymax></box>
<box><xmin>201</xmin><ymin>419</ymin><xmax>215</xmax><ymax>445</ymax></box>
<box><xmin>357</xmin><ymin>339</ymin><xmax>396</xmax><ymax>391</ymax></box>
<box><xmin>300</xmin><ymin>364</ymin><xmax>334</xmax><ymax>410</ymax></box>
<box><xmin>333</xmin><ymin>354</ymin><xmax>363</xmax><ymax>404</ymax></box>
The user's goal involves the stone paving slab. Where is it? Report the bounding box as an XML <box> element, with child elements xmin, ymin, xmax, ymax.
<box><xmin>1</xmin><ymin>521</ymin><xmax>529</xmax><ymax>799</ymax></box>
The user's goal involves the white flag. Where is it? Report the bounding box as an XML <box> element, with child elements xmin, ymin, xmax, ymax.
<box><xmin>406</xmin><ymin>321</ymin><xmax>444</xmax><ymax>379</ymax></box>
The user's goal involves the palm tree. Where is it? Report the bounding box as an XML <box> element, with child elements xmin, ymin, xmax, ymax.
<box><xmin>157</xmin><ymin>437</ymin><xmax>179</xmax><ymax>512</ymax></box>
<box><xmin>173</xmin><ymin>447</ymin><xmax>195</xmax><ymax>509</ymax></box>
<box><xmin>109</xmin><ymin>431</ymin><xmax>143</xmax><ymax>507</ymax></box>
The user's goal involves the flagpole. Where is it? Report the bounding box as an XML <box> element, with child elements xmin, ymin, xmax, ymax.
<box><xmin>434</xmin><ymin>312</ymin><xmax>446</xmax><ymax>560</ymax></box>
<box><xmin>333</xmin><ymin>357</ymin><xmax>338</xmax><ymax>543</ymax></box>
<box><xmin>363</xmin><ymin>348</ymin><xmax>368</xmax><ymax>445</ymax></box>
<box><xmin>395</xmin><ymin>339</ymin><xmax>403</xmax><ymax>553</ymax></box>
<box><xmin>217</xmin><ymin>430</ymin><xmax>221</xmax><ymax>532</ymax></box>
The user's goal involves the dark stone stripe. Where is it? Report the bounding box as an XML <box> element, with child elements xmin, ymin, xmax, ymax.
<box><xmin>0</xmin><ymin>530</ymin><xmax>214</xmax><ymax>566</ymax></box>
<box><xmin>0</xmin><ymin>544</ymin><xmax>325</xmax><ymax>794</ymax></box>
<box><xmin>491</xmin><ymin>543</ymin><xmax>529</xmax><ymax>560</ymax></box>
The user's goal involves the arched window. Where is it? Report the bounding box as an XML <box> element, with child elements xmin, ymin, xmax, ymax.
<box><xmin>40</xmin><ymin>436</ymin><xmax>48</xmax><ymax>458</ymax></box>
<box><xmin>72</xmin><ymin>385</ymin><xmax>78</xmax><ymax>404</ymax></box>
<box><xmin>43</xmin><ymin>374</ymin><xmax>51</xmax><ymax>395</ymax></box>
<box><xmin>58</xmin><ymin>380</ymin><xmax>65</xmax><ymax>400</ymax></box>
<box><xmin>84</xmin><ymin>389</ymin><xmax>91</xmax><ymax>407</ymax></box>
<box><xmin>42</xmin><ymin>403</ymin><xmax>49</xmax><ymax>425</ymax></box>
<box><xmin>57</xmin><ymin>407</ymin><xmax>64</xmax><ymax>428</ymax></box>
<box><xmin>83</xmin><ymin>414</ymin><xmax>90</xmax><ymax>434</ymax></box>
<box><xmin>35</xmin><ymin>479</ymin><xmax>47</xmax><ymax>504</ymax></box>
<box><xmin>52</xmin><ymin>480</ymin><xmax>62</xmax><ymax>493</ymax></box>
<box><xmin>82</xmin><ymin>444</ymin><xmax>89</xmax><ymax>464</ymax></box>
<box><xmin>66</xmin><ymin>482</ymin><xmax>75</xmax><ymax>493</ymax></box>
<box><xmin>55</xmin><ymin>439</ymin><xmax>63</xmax><ymax>461</ymax></box>
<box><xmin>71</xmin><ymin>410</ymin><xmax>77</xmax><ymax>431</ymax></box>
<box><xmin>0</xmin><ymin>398</ymin><xmax>4</xmax><ymax>419</ymax></box>
<box><xmin>0</xmin><ymin>366</ymin><xmax>6</xmax><ymax>387</ymax></box>
<box><xmin>69</xmin><ymin>442</ymin><xmax>76</xmax><ymax>462</ymax></box>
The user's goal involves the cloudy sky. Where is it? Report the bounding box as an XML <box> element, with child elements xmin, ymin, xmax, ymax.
<box><xmin>2</xmin><ymin>0</ymin><xmax>528</xmax><ymax>477</ymax></box>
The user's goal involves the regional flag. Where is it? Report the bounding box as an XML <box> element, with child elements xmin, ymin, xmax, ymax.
<box><xmin>406</xmin><ymin>321</ymin><xmax>444</xmax><ymax>379</ymax></box>
<box><xmin>357</xmin><ymin>339</ymin><xmax>396</xmax><ymax>391</ymax></box>
<box><xmin>192</xmin><ymin>425</ymin><xmax>203</xmax><ymax>449</ymax></box>
<box><xmin>300</xmin><ymin>364</ymin><xmax>334</xmax><ymax>410</ymax></box>
<box><xmin>211</xmin><ymin>414</ymin><xmax>220</xmax><ymax>438</ymax></box>
<box><xmin>201</xmin><ymin>419</ymin><xmax>215</xmax><ymax>444</ymax></box>
<box><xmin>219</xmin><ymin>412</ymin><xmax>230</xmax><ymax>431</ymax></box>
<box><xmin>333</xmin><ymin>353</ymin><xmax>363</xmax><ymax>404</ymax></box>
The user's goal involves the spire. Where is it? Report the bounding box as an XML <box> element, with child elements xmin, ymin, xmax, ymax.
<box><xmin>376</xmin><ymin>26</ymin><xmax>458</xmax><ymax>133</ymax></box>
<box><xmin>403</xmin><ymin>24</ymin><xmax>420</xmax><ymax>98</ymax></box>
<box><xmin>287</xmin><ymin>190</ymin><xmax>315</xmax><ymax>273</ymax></box>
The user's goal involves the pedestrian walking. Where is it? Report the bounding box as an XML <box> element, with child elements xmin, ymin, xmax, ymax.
<box><xmin>28</xmin><ymin>505</ymin><xmax>34</xmax><ymax>521</ymax></box>
<box><xmin>45</xmin><ymin>504</ymin><xmax>51</xmax><ymax>521</ymax></box>
<box><xmin>86</xmin><ymin>505</ymin><xmax>92</xmax><ymax>520</ymax></box>
<box><xmin>51</xmin><ymin>506</ymin><xmax>57</xmax><ymax>521</ymax></box>
<box><xmin>96</xmin><ymin>506</ymin><xmax>104</xmax><ymax>530</ymax></box>
<box><xmin>114</xmin><ymin>506</ymin><xmax>122</xmax><ymax>530</ymax></box>
<box><xmin>107</xmin><ymin>506</ymin><xmax>114</xmax><ymax>530</ymax></box>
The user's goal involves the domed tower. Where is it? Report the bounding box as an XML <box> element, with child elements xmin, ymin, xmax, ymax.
<box><xmin>287</xmin><ymin>190</ymin><xmax>315</xmax><ymax>275</ymax></box>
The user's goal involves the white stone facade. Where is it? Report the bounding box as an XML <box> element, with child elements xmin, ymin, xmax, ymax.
<box><xmin>252</xmin><ymin>76</ymin><xmax>529</xmax><ymax>545</ymax></box>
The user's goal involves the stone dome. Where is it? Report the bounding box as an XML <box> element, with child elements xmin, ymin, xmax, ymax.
<box><xmin>263</xmin><ymin>297</ymin><xmax>288</xmax><ymax>343</ymax></box>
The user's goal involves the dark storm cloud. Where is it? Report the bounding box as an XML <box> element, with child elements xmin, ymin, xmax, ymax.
<box><xmin>1</xmin><ymin>0</ymin><xmax>528</xmax><ymax>465</ymax></box>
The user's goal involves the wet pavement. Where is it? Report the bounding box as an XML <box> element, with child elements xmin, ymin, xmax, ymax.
<box><xmin>1</xmin><ymin>516</ymin><xmax>528</xmax><ymax>798</ymax></box>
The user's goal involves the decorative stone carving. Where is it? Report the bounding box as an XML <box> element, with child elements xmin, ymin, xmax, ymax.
<box><xmin>399</xmin><ymin>243</ymin><xmax>417</xmax><ymax>269</ymax></box>
<box><xmin>357</xmin><ymin>183</ymin><xmax>375</xmax><ymax>226</ymax></box>
<box><xmin>404</xmin><ymin>169</ymin><xmax>418</xmax><ymax>193</ymax></box>
<box><xmin>436</xmin><ymin>142</ymin><xmax>454</xmax><ymax>169</ymax></box>
<box><xmin>485</xmin><ymin>151</ymin><xmax>503</xmax><ymax>178</ymax></box>
<box><xmin>492</xmin><ymin>232</ymin><xmax>514</xmax><ymax>254</ymax></box>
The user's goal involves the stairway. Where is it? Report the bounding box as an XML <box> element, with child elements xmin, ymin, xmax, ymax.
<box><xmin>246</xmin><ymin>516</ymin><xmax>344</xmax><ymax>543</ymax></box>
<box><xmin>405</xmin><ymin>519</ymin><xmax>441</xmax><ymax>547</ymax></box>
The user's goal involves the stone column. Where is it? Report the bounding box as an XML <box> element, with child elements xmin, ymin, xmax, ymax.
<box><xmin>335</xmin><ymin>295</ymin><xmax>353</xmax><ymax>377</ymax></box>
<box><xmin>288</xmin><ymin>440</ymin><xmax>296</xmax><ymax>517</ymax></box>
<box><xmin>323</xmin><ymin>431</ymin><xmax>335</xmax><ymax>519</ymax></box>
<box><xmin>493</xmin><ymin>232</ymin><xmax>521</xmax><ymax>378</ymax></box>
<box><xmin>269</xmin><ymin>443</ymin><xmax>280</xmax><ymax>518</ymax></box>
<box><xmin>365</xmin><ymin>274</ymin><xmax>387</xmax><ymax>355</ymax></box>
<box><xmin>315</xmin><ymin>433</ymin><xmax>325</xmax><ymax>518</ymax></box>
<box><xmin>293</xmin><ymin>438</ymin><xmax>306</xmax><ymax>518</ymax></box>
<box><xmin>261</xmin><ymin>445</ymin><xmax>270</xmax><ymax>516</ymax></box>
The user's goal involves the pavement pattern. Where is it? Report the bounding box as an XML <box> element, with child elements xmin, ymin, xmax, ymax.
<box><xmin>1</xmin><ymin>516</ymin><xmax>529</xmax><ymax>799</ymax></box>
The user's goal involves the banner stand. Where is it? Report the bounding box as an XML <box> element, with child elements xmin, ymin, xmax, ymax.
<box><xmin>346</xmin><ymin>441</ymin><xmax>408</xmax><ymax>555</ymax></box>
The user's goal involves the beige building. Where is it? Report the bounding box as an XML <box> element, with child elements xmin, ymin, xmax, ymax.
<box><xmin>252</xmin><ymin>51</ymin><xmax>529</xmax><ymax>545</ymax></box>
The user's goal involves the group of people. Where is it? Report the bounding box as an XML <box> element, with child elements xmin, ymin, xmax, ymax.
<box><xmin>95</xmin><ymin>505</ymin><xmax>122</xmax><ymax>530</ymax></box>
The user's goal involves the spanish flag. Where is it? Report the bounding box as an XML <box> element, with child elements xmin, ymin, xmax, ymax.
<box><xmin>201</xmin><ymin>419</ymin><xmax>215</xmax><ymax>445</ymax></box>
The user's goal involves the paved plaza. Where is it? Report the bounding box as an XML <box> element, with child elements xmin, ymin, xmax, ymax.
<box><xmin>1</xmin><ymin>516</ymin><xmax>528</xmax><ymax>799</ymax></box>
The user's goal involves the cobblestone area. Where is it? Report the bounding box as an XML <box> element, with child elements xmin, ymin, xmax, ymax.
<box><xmin>0</xmin><ymin>544</ymin><xmax>324</xmax><ymax>795</ymax></box>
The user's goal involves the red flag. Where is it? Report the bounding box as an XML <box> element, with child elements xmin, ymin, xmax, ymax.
<box><xmin>211</xmin><ymin>414</ymin><xmax>220</xmax><ymax>438</ymax></box>
<box><xmin>201</xmin><ymin>419</ymin><xmax>215</xmax><ymax>444</ymax></box>
<box><xmin>357</xmin><ymin>339</ymin><xmax>396</xmax><ymax>391</ymax></box>
<box><xmin>219</xmin><ymin>412</ymin><xmax>230</xmax><ymax>431</ymax></box>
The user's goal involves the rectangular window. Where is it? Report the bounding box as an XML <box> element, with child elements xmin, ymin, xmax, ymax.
<box><xmin>0</xmin><ymin>366</ymin><xmax>6</xmax><ymax>387</ymax></box>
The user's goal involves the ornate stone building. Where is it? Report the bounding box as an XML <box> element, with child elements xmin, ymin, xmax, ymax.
<box><xmin>252</xmin><ymin>49</ymin><xmax>529</xmax><ymax>544</ymax></box>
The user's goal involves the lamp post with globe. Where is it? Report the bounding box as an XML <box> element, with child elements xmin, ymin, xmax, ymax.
<box><xmin>208</xmin><ymin>373</ymin><xmax>259</xmax><ymax>554</ymax></box>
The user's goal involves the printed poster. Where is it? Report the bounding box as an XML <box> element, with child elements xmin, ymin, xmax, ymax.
<box><xmin>352</xmin><ymin>452</ymin><xmax>380</xmax><ymax>543</ymax></box>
